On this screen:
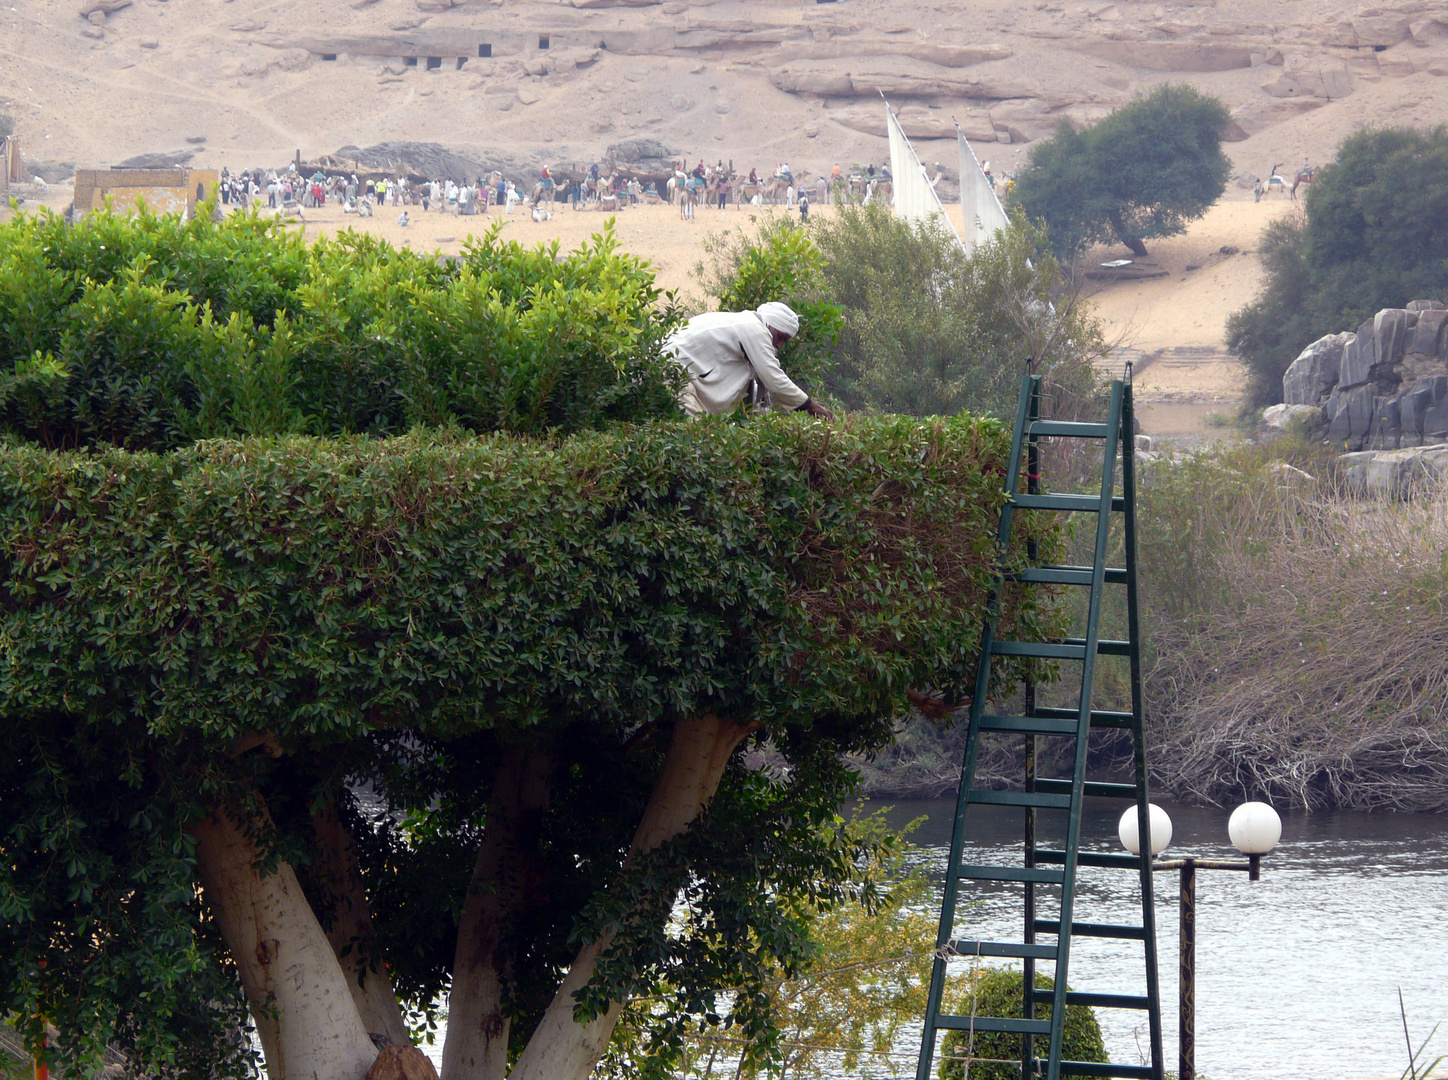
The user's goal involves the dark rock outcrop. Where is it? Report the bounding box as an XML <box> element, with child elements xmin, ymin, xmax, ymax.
<box><xmin>1281</xmin><ymin>300</ymin><xmax>1448</xmax><ymax>450</ymax></box>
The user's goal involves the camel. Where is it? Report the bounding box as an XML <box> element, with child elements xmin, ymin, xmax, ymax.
<box><xmin>1290</xmin><ymin>166</ymin><xmax>1315</xmax><ymax>200</ymax></box>
<box><xmin>528</xmin><ymin>179</ymin><xmax>560</xmax><ymax>206</ymax></box>
<box><xmin>1265</xmin><ymin>163</ymin><xmax>1290</xmax><ymax>197</ymax></box>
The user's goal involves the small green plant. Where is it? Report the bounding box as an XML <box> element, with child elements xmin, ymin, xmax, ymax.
<box><xmin>1399</xmin><ymin>989</ymin><xmax>1446</xmax><ymax>1080</ymax></box>
<box><xmin>940</xmin><ymin>968</ymin><xmax>1106</xmax><ymax>1080</ymax></box>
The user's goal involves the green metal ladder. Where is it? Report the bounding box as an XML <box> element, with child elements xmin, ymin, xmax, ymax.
<box><xmin>915</xmin><ymin>372</ymin><xmax>1165</xmax><ymax>1080</ymax></box>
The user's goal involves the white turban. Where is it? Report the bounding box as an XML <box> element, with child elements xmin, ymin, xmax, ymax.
<box><xmin>756</xmin><ymin>302</ymin><xmax>800</xmax><ymax>339</ymax></box>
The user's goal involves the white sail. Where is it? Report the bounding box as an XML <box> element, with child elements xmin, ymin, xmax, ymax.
<box><xmin>958</xmin><ymin>126</ymin><xmax>1011</xmax><ymax>253</ymax></box>
<box><xmin>885</xmin><ymin>104</ymin><xmax>961</xmax><ymax>246</ymax></box>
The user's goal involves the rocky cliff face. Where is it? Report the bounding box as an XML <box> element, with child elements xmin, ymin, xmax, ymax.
<box><xmin>7</xmin><ymin>0</ymin><xmax>1448</xmax><ymax>194</ymax></box>
<box><xmin>1282</xmin><ymin>300</ymin><xmax>1448</xmax><ymax>449</ymax></box>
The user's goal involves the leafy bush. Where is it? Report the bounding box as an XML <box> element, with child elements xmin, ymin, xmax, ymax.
<box><xmin>1228</xmin><ymin>126</ymin><xmax>1448</xmax><ymax>408</ymax></box>
<box><xmin>0</xmin><ymin>208</ymin><xmax>683</xmax><ymax>448</ymax></box>
<box><xmin>698</xmin><ymin>206</ymin><xmax>1105</xmax><ymax>421</ymax></box>
<box><xmin>1014</xmin><ymin>84</ymin><xmax>1231</xmax><ymax>259</ymax></box>
<box><xmin>939</xmin><ymin>968</ymin><xmax>1106</xmax><ymax>1080</ymax></box>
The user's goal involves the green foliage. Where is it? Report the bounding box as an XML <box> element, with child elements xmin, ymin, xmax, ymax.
<box><xmin>694</xmin><ymin>213</ymin><xmax>843</xmax><ymax>397</ymax></box>
<box><xmin>0</xmin><ymin>207</ymin><xmax>683</xmax><ymax>448</ymax></box>
<box><xmin>803</xmin><ymin>203</ymin><xmax>1104</xmax><ymax>419</ymax></box>
<box><xmin>605</xmin><ymin>810</ymin><xmax>940</xmax><ymax>1080</ymax></box>
<box><xmin>1225</xmin><ymin>214</ymin><xmax>1315</xmax><ymax>409</ymax></box>
<box><xmin>1015</xmin><ymin>84</ymin><xmax>1231</xmax><ymax>258</ymax></box>
<box><xmin>0</xmin><ymin>416</ymin><xmax>1068</xmax><ymax>1074</ymax></box>
<box><xmin>939</xmin><ymin>969</ymin><xmax>1106</xmax><ymax>1080</ymax></box>
<box><xmin>1228</xmin><ymin>126</ymin><xmax>1448</xmax><ymax>408</ymax></box>
<box><xmin>0</xmin><ymin>113</ymin><xmax>13</xmax><ymax>140</ymax></box>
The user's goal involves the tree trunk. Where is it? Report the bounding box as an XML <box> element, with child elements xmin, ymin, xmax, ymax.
<box><xmin>311</xmin><ymin>803</ymin><xmax>412</xmax><ymax>1047</ymax></box>
<box><xmin>1106</xmin><ymin>208</ymin><xmax>1149</xmax><ymax>257</ymax></box>
<box><xmin>191</xmin><ymin>805</ymin><xmax>380</xmax><ymax>1080</ymax></box>
<box><xmin>507</xmin><ymin>714</ymin><xmax>757</xmax><ymax>1080</ymax></box>
<box><xmin>441</xmin><ymin>748</ymin><xmax>553</xmax><ymax>1080</ymax></box>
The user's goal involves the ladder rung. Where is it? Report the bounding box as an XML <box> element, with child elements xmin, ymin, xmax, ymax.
<box><xmin>958</xmin><ymin>864</ymin><xmax>1065</xmax><ymax>884</ymax></box>
<box><xmin>1033</xmin><ymin>990</ymin><xmax>1153</xmax><ymax>1010</ymax></box>
<box><xmin>991</xmin><ymin>641</ymin><xmax>1087</xmax><ymax>660</ymax></box>
<box><xmin>978</xmin><ymin>715</ymin><xmax>1080</xmax><ymax>736</ymax></box>
<box><xmin>1009</xmin><ymin>565</ymin><xmax>1128</xmax><ymax>586</ymax></box>
<box><xmin>1037</xmin><ymin>1061</ymin><xmax>1156</xmax><ymax>1079</ymax></box>
<box><xmin>967</xmin><ymin>789</ymin><xmax>1072</xmax><ymax>809</ymax></box>
<box><xmin>946</xmin><ymin>939</ymin><xmax>1058</xmax><ymax>960</ymax></box>
<box><xmin>1035</xmin><ymin>779</ymin><xmax>1140</xmax><ymax>799</ymax></box>
<box><xmin>1035</xmin><ymin>706</ymin><xmax>1135</xmax><ymax>729</ymax></box>
<box><xmin>1064</xmin><ymin>637</ymin><xmax>1133</xmax><ymax>656</ymax></box>
<box><xmin>1012</xmin><ymin>493</ymin><xmax>1105</xmax><ymax>512</ymax></box>
<box><xmin>1033</xmin><ymin>920</ymin><xmax>1148</xmax><ymax>941</ymax></box>
<box><xmin>1026</xmin><ymin>420</ymin><xmax>1111</xmax><ymax>439</ymax></box>
<box><xmin>939</xmin><ymin>1015</ymin><xmax>1053</xmax><ymax>1035</ymax></box>
<box><xmin>1034</xmin><ymin>848</ymin><xmax>1144</xmax><ymax>870</ymax></box>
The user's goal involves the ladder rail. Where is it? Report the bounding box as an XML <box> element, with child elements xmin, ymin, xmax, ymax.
<box><xmin>1045</xmin><ymin>380</ymin><xmax>1124</xmax><ymax>1080</ymax></box>
<box><xmin>1121</xmin><ymin>377</ymin><xmax>1167</xmax><ymax>1080</ymax></box>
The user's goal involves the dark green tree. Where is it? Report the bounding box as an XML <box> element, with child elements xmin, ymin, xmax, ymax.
<box><xmin>1014</xmin><ymin>84</ymin><xmax>1232</xmax><ymax>259</ymax></box>
<box><xmin>1227</xmin><ymin>125</ymin><xmax>1448</xmax><ymax>407</ymax></box>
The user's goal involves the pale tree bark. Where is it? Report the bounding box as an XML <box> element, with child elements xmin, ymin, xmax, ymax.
<box><xmin>311</xmin><ymin>802</ymin><xmax>412</xmax><ymax>1047</ymax></box>
<box><xmin>507</xmin><ymin>714</ymin><xmax>757</xmax><ymax>1080</ymax></box>
<box><xmin>191</xmin><ymin>804</ymin><xmax>381</xmax><ymax>1080</ymax></box>
<box><xmin>441</xmin><ymin>748</ymin><xmax>553</xmax><ymax>1080</ymax></box>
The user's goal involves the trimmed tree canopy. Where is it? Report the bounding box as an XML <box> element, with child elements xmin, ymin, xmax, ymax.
<box><xmin>0</xmin><ymin>416</ymin><xmax>1063</xmax><ymax>1079</ymax></box>
<box><xmin>1014</xmin><ymin>84</ymin><xmax>1231</xmax><ymax>258</ymax></box>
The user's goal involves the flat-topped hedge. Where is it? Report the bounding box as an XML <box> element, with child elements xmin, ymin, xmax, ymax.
<box><xmin>0</xmin><ymin>413</ymin><xmax>1062</xmax><ymax>743</ymax></box>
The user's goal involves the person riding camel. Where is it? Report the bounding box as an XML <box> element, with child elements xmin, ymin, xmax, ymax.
<box><xmin>748</xmin><ymin>168</ymin><xmax>759</xmax><ymax>184</ymax></box>
<box><xmin>693</xmin><ymin>160</ymin><xmax>706</xmax><ymax>179</ymax></box>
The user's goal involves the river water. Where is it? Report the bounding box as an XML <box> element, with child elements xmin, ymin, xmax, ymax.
<box><xmin>868</xmin><ymin>797</ymin><xmax>1448</xmax><ymax>1080</ymax></box>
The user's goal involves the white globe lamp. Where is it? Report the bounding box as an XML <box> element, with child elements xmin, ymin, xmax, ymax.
<box><xmin>1117</xmin><ymin>803</ymin><xmax>1172</xmax><ymax>857</ymax></box>
<box><xmin>1228</xmin><ymin>801</ymin><xmax>1281</xmax><ymax>855</ymax></box>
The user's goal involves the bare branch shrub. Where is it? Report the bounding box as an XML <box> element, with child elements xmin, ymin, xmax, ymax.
<box><xmin>1139</xmin><ymin>443</ymin><xmax>1448</xmax><ymax>810</ymax></box>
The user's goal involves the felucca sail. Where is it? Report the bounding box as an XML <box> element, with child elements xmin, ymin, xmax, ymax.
<box><xmin>957</xmin><ymin>125</ymin><xmax>1010</xmax><ymax>252</ymax></box>
<box><xmin>884</xmin><ymin>102</ymin><xmax>962</xmax><ymax>247</ymax></box>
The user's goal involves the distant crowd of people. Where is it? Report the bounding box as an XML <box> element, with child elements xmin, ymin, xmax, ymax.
<box><xmin>214</xmin><ymin>154</ymin><xmax>970</xmax><ymax>228</ymax></box>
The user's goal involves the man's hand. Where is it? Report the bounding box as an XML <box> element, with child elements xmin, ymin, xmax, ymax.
<box><xmin>803</xmin><ymin>398</ymin><xmax>835</xmax><ymax>420</ymax></box>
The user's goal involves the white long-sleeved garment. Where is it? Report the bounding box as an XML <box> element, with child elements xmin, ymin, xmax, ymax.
<box><xmin>663</xmin><ymin>310</ymin><xmax>809</xmax><ymax>415</ymax></box>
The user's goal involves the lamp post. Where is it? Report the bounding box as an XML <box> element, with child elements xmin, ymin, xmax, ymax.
<box><xmin>1118</xmin><ymin>801</ymin><xmax>1281</xmax><ymax>1080</ymax></box>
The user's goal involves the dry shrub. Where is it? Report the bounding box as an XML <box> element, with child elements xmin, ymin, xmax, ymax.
<box><xmin>1139</xmin><ymin>443</ymin><xmax>1448</xmax><ymax>810</ymax></box>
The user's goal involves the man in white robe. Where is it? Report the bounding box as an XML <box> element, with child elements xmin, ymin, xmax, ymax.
<box><xmin>664</xmin><ymin>302</ymin><xmax>833</xmax><ymax>419</ymax></box>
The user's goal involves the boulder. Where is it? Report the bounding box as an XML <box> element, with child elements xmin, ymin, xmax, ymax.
<box><xmin>1338</xmin><ymin>318</ymin><xmax>1377</xmax><ymax>387</ymax></box>
<box><xmin>1282</xmin><ymin>332</ymin><xmax>1349</xmax><ymax>404</ymax></box>
<box><xmin>1338</xmin><ymin>446</ymin><xmax>1448</xmax><ymax>497</ymax></box>
<box><xmin>1262</xmin><ymin>403</ymin><xmax>1322</xmax><ymax>430</ymax></box>
<box><xmin>1262</xmin><ymin>65</ymin><xmax>1354</xmax><ymax>99</ymax></box>
<box><xmin>1326</xmin><ymin>383</ymin><xmax>1374</xmax><ymax>448</ymax></box>
<box><xmin>1408</xmin><ymin>309</ymin><xmax>1448</xmax><ymax>359</ymax></box>
<box><xmin>1373</xmin><ymin>308</ymin><xmax>1411</xmax><ymax>371</ymax></box>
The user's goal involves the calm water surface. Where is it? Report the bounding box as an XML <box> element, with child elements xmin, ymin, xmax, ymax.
<box><xmin>867</xmin><ymin>798</ymin><xmax>1448</xmax><ymax>1080</ymax></box>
